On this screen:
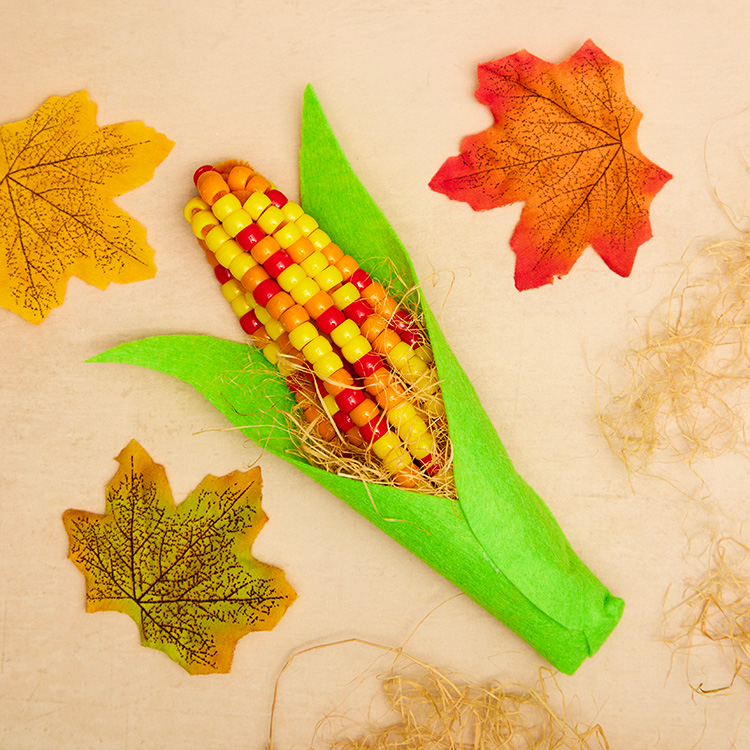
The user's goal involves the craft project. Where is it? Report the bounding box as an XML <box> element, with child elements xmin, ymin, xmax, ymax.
<box><xmin>430</xmin><ymin>40</ymin><xmax>671</xmax><ymax>290</ymax></box>
<box><xmin>0</xmin><ymin>91</ymin><xmax>173</xmax><ymax>323</ymax></box>
<box><xmin>62</xmin><ymin>440</ymin><xmax>295</xmax><ymax>674</ymax></box>
<box><xmin>91</xmin><ymin>86</ymin><xmax>623</xmax><ymax>674</ymax></box>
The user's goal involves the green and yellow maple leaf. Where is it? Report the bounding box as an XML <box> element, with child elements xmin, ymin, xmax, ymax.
<box><xmin>62</xmin><ymin>439</ymin><xmax>295</xmax><ymax>675</ymax></box>
<box><xmin>0</xmin><ymin>91</ymin><xmax>173</xmax><ymax>324</ymax></box>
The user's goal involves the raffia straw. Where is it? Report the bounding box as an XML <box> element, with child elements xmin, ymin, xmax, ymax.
<box><xmin>267</xmin><ymin>638</ymin><xmax>609</xmax><ymax>750</ymax></box>
<box><xmin>599</xmin><ymin>236</ymin><xmax>750</xmax><ymax>475</ymax></box>
<box><xmin>665</xmin><ymin>536</ymin><xmax>750</xmax><ymax>694</ymax></box>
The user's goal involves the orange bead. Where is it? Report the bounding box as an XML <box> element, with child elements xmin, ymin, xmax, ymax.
<box><xmin>304</xmin><ymin>290</ymin><xmax>334</xmax><ymax>319</ymax></box>
<box><xmin>266</xmin><ymin>291</ymin><xmax>295</xmax><ymax>320</ymax></box>
<box><xmin>325</xmin><ymin>367</ymin><xmax>354</xmax><ymax>396</ymax></box>
<box><xmin>227</xmin><ymin>166</ymin><xmax>253</xmax><ymax>192</ymax></box>
<box><xmin>286</xmin><ymin>236</ymin><xmax>315</xmax><ymax>263</ymax></box>
<box><xmin>363</xmin><ymin>369</ymin><xmax>406</xmax><ymax>409</ymax></box>
<box><xmin>252</xmin><ymin>328</ymin><xmax>273</xmax><ymax>346</ymax></box>
<box><xmin>349</xmin><ymin>398</ymin><xmax>380</xmax><ymax>427</ymax></box>
<box><xmin>250</xmin><ymin>235</ymin><xmax>281</xmax><ymax>264</ymax></box>
<box><xmin>345</xmin><ymin>426</ymin><xmax>365</xmax><ymax>447</ymax></box>
<box><xmin>393</xmin><ymin>466</ymin><xmax>420</xmax><ymax>488</ymax></box>
<box><xmin>373</xmin><ymin>329</ymin><xmax>401</xmax><ymax>355</ymax></box>
<box><xmin>241</xmin><ymin>265</ymin><xmax>270</xmax><ymax>292</ymax></box>
<box><xmin>375</xmin><ymin>295</ymin><xmax>399</xmax><ymax>319</ymax></box>
<box><xmin>320</xmin><ymin>242</ymin><xmax>344</xmax><ymax>265</ymax></box>
<box><xmin>197</xmin><ymin>171</ymin><xmax>230</xmax><ymax>205</ymax></box>
<box><xmin>373</xmin><ymin>385</ymin><xmax>404</xmax><ymax>411</ymax></box>
<box><xmin>279</xmin><ymin>303</ymin><xmax>310</xmax><ymax>332</ymax></box>
<box><xmin>203</xmin><ymin>247</ymin><xmax>219</xmax><ymax>268</ymax></box>
<box><xmin>361</xmin><ymin>282</ymin><xmax>387</xmax><ymax>306</ymax></box>
<box><xmin>246</xmin><ymin>174</ymin><xmax>272</xmax><ymax>193</ymax></box>
<box><xmin>360</xmin><ymin>314</ymin><xmax>389</xmax><ymax>343</ymax></box>
<box><xmin>335</xmin><ymin>254</ymin><xmax>359</xmax><ymax>280</ymax></box>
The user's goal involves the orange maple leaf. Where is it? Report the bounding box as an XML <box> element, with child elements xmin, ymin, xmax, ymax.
<box><xmin>62</xmin><ymin>440</ymin><xmax>296</xmax><ymax>675</ymax></box>
<box><xmin>430</xmin><ymin>40</ymin><xmax>672</xmax><ymax>290</ymax></box>
<box><xmin>0</xmin><ymin>91</ymin><xmax>173</xmax><ymax>323</ymax></box>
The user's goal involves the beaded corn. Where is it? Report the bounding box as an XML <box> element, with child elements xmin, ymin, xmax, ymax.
<box><xmin>184</xmin><ymin>161</ymin><xmax>448</xmax><ymax>489</ymax></box>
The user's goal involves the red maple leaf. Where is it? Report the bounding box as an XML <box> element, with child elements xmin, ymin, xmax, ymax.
<box><xmin>429</xmin><ymin>40</ymin><xmax>672</xmax><ymax>290</ymax></box>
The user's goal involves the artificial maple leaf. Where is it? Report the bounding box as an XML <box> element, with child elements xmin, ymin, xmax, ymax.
<box><xmin>62</xmin><ymin>440</ymin><xmax>295</xmax><ymax>675</ymax></box>
<box><xmin>430</xmin><ymin>40</ymin><xmax>672</xmax><ymax>290</ymax></box>
<box><xmin>0</xmin><ymin>91</ymin><xmax>173</xmax><ymax>324</ymax></box>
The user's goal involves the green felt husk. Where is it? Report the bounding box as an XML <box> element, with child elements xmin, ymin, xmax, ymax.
<box><xmin>90</xmin><ymin>86</ymin><xmax>623</xmax><ymax>674</ymax></box>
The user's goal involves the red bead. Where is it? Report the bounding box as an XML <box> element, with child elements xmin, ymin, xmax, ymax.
<box><xmin>333</xmin><ymin>410</ymin><xmax>355</xmax><ymax>432</ymax></box>
<box><xmin>352</xmin><ymin>351</ymin><xmax>383</xmax><ymax>378</ymax></box>
<box><xmin>239</xmin><ymin>310</ymin><xmax>262</xmax><ymax>334</ymax></box>
<box><xmin>350</xmin><ymin>268</ymin><xmax>372</xmax><ymax>292</ymax></box>
<box><xmin>344</xmin><ymin>299</ymin><xmax>374</xmax><ymax>326</ymax></box>
<box><xmin>419</xmin><ymin>454</ymin><xmax>441</xmax><ymax>476</ymax></box>
<box><xmin>335</xmin><ymin>388</ymin><xmax>365</xmax><ymax>414</ymax></box>
<box><xmin>264</xmin><ymin>250</ymin><xmax>293</xmax><ymax>278</ymax></box>
<box><xmin>193</xmin><ymin>165</ymin><xmax>216</xmax><ymax>184</ymax></box>
<box><xmin>389</xmin><ymin>309</ymin><xmax>412</xmax><ymax>332</ymax></box>
<box><xmin>214</xmin><ymin>264</ymin><xmax>233</xmax><ymax>284</ymax></box>
<box><xmin>265</xmin><ymin>189</ymin><xmax>287</xmax><ymax>208</ymax></box>
<box><xmin>317</xmin><ymin>306</ymin><xmax>346</xmax><ymax>335</ymax></box>
<box><xmin>359</xmin><ymin>416</ymin><xmax>388</xmax><ymax>444</ymax></box>
<box><xmin>400</xmin><ymin>328</ymin><xmax>423</xmax><ymax>347</ymax></box>
<box><xmin>236</xmin><ymin>223</ymin><xmax>266</xmax><ymax>251</ymax></box>
<box><xmin>253</xmin><ymin>278</ymin><xmax>282</xmax><ymax>306</ymax></box>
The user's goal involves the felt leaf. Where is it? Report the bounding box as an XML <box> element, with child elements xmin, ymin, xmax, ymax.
<box><xmin>0</xmin><ymin>91</ymin><xmax>173</xmax><ymax>324</ymax></box>
<box><xmin>430</xmin><ymin>40</ymin><xmax>672</xmax><ymax>290</ymax></box>
<box><xmin>62</xmin><ymin>439</ymin><xmax>295</xmax><ymax>675</ymax></box>
<box><xmin>90</xmin><ymin>87</ymin><xmax>623</xmax><ymax>675</ymax></box>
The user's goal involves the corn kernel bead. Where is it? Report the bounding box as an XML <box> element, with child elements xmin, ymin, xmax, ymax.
<box><xmin>331</xmin><ymin>282</ymin><xmax>360</xmax><ymax>309</ymax></box>
<box><xmin>350</xmin><ymin>268</ymin><xmax>372</xmax><ymax>292</ymax></box>
<box><xmin>397</xmin><ymin>413</ymin><xmax>428</xmax><ymax>446</ymax></box>
<box><xmin>231</xmin><ymin>294</ymin><xmax>252</xmax><ymax>318</ymax></box>
<box><xmin>299</xmin><ymin>250</ymin><xmax>328</xmax><ymax>277</ymax></box>
<box><xmin>222</xmin><ymin>209</ymin><xmax>253</xmax><ymax>238</ymax></box>
<box><xmin>353</xmin><ymin>351</ymin><xmax>384</xmax><ymax>378</ymax></box>
<box><xmin>286</xmin><ymin>237</ymin><xmax>315</xmax><ymax>263</ymax></box>
<box><xmin>264</xmin><ymin>250</ymin><xmax>293</xmax><ymax>278</ymax></box>
<box><xmin>407</xmin><ymin>432</ymin><xmax>434</xmax><ymax>461</ymax></box>
<box><xmin>275</xmin><ymin>263</ymin><xmax>304</xmax><ymax>293</ymax></box>
<box><xmin>265</xmin><ymin>189</ymin><xmax>287</xmax><ymax>208</ymax></box>
<box><xmin>326</xmin><ymin>367</ymin><xmax>355</xmax><ymax>395</ymax></box>
<box><xmin>249</xmin><ymin>235</ymin><xmax>281</xmax><ymax>264</ymax></box>
<box><xmin>361</xmin><ymin>281</ymin><xmax>387</xmax><ymax>307</ymax></box>
<box><xmin>274</xmin><ymin>222</ymin><xmax>303</xmax><ymax>250</ymax></box>
<box><xmin>320</xmin><ymin>242</ymin><xmax>344</xmax><ymax>265</ymax></box>
<box><xmin>349</xmin><ymin>398</ymin><xmax>379</xmax><ymax>428</ymax></box>
<box><xmin>254</xmin><ymin>304</ymin><xmax>271</xmax><ymax>325</ymax></box>
<box><xmin>203</xmin><ymin>246</ymin><xmax>218</xmax><ymax>268</ymax></box>
<box><xmin>387</xmin><ymin>341</ymin><xmax>417</xmax><ymax>371</ymax></box>
<box><xmin>335</xmin><ymin>255</ymin><xmax>359</xmax><ymax>280</ymax></box>
<box><xmin>376</xmin><ymin>295</ymin><xmax>399</xmax><ymax>319</ymax></box>
<box><xmin>344</xmin><ymin>299</ymin><xmax>374</xmax><ymax>326</ymax></box>
<box><xmin>314</xmin><ymin>265</ymin><xmax>344</xmax><ymax>292</ymax></box>
<box><xmin>221</xmin><ymin>279</ymin><xmax>244</xmax><ymax>302</ymax></box>
<box><xmin>193</xmin><ymin>165</ymin><xmax>216</xmax><ymax>184</ymax></box>
<box><xmin>279</xmin><ymin>303</ymin><xmax>309</xmax><ymax>332</ymax></box>
<box><xmin>244</xmin><ymin>191</ymin><xmax>272</xmax><ymax>221</ymax></box>
<box><xmin>266</xmin><ymin>291</ymin><xmax>295</xmax><ymax>320</ymax></box>
<box><xmin>236</xmin><ymin>223</ymin><xmax>267</xmax><ymax>252</ymax></box>
<box><xmin>253</xmin><ymin>278</ymin><xmax>282</xmax><ymax>307</ymax></box>
<box><xmin>330</xmin><ymin>319</ymin><xmax>360</xmax><ymax>348</ymax></box>
<box><xmin>304</xmin><ymin>290</ymin><xmax>334</xmax><ymax>319</ymax></box>
<box><xmin>333</xmin><ymin>409</ymin><xmax>356</xmax><ymax>432</ymax></box>
<box><xmin>265</xmin><ymin>318</ymin><xmax>285</xmax><ymax>341</ymax></box>
<box><xmin>387</xmin><ymin>401</ymin><xmax>417</xmax><ymax>430</ymax></box>
<box><xmin>371</xmin><ymin>432</ymin><xmax>401</xmax><ymax>459</ymax></box>
<box><xmin>280</xmin><ymin>201</ymin><xmax>304</xmax><ymax>223</ymax></box>
<box><xmin>360</xmin><ymin>314</ymin><xmax>388</xmax><ymax>343</ymax></box>
<box><xmin>211</xmin><ymin>193</ymin><xmax>242</xmax><ymax>221</ymax></box>
<box><xmin>317</xmin><ymin>306</ymin><xmax>346</xmax><ymax>335</ymax></box>
<box><xmin>239</xmin><ymin>310</ymin><xmax>262</xmax><ymax>335</ymax></box>
<box><xmin>214</xmin><ymin>263</ymin><xmax>232</xmax><ymax>284</ymax></box>
<box><xmin>312</xmin><ymin>351</ymin><xmax>345</xmax><ymax>380</ymax></box>
<box><xmin>288</xmin><ymin>321</ymin><xmax>318</xmax><ymax>351</ymax></box>
<box><xmin>321</xmin><ymin>393</ymin><xmax>338</xmax><ymax>418</ymax></box>
<box><xmin>205</xmin><ymin>225</ymin><xmax>231</xmax><ymax>252</ymax></box>
<box><xmin>191</xmin><ymin>210</ymin><xmax>220</xmax><ymax>238</ymax></box>
<box><xmin>308</xmin><ymin>228</ymin><xmax>331</xmax><ymax>251</ymax></box>
<box><xmin>400</xmin><ymin>328</ymin><xmax>424</xmax><ymax>347</ymax></box>
<box><xmin>247</xmin><ymin>174</ymin><xmax>272</xmax><ymax>193</ymax></box>
<box><xmin>197</xmin><ymin>171</ymin><xmax>229</xmax><ymax>205</ymax></box>
<box><xmin>227</xmin><ymin>165</ymin><xmax>253</xmax><ymax>192</ymax></box>
<box><xmin>302</xmin><ymin>335</ymin><xmax>333</xmax><ymax>364</ymax></box>
<box><xmin>184</xmin><ymin>196</ymin><xmax>210</xmax><ymax>222</ymax></box>
<box><xmin>372</xmin><ymin>385</ymin><xmax>405</xmax><ymax>411</ymax></box>
<box><xmin>241</xmin><ymin>265</ymin><xmax>270</xmax><ymax>292</ymax></box>
<box><xmin>257</xmin><ymin>206</ymin><xmax>286</xmax><ymax>235</ymax></box>
<box><xmin>296</xmin><ymin>214</ymin><xmax>319</xmax><ymax>236</ymax></box>
<box><xmin>341</xmin><ymin>335</ymin><xmax>372</xmax><ymax>364</ymax></box>
<box><xmin>228</xmin><ymin>251</ymin><xmax>257</xmax><ymax>282</ymax></box>
<box><xmin>373</xmin><ymin>328</ymin><xmax>401</xmax><ymax>355</ymax></box>
<box><xmin>335</xmin><ymin>388</ymin><xmax>365</xmax><ymax>414</ymax></box>
<box><xmin>382</xmin><ymin>449</ymin><xmax>415</xmax><ymax>476</ymax></box>
<box><xmin>262</xmin><ymin>342</ymin><xmax>281</xmax><ymax>365</ymax></box>
<box><xmin>290</xmin><ymin>277</ymin><xmax>320</xmax><ymax>305</ymax></box>
<box><xmin>252</xmin><ymin>327</ymin><xmax>273</xmax><ymax>346</ymax></box>
<box><xmin>359</xmin><ymin>416</ymin><xmax>389</xmax><ymax>444</ymax></box>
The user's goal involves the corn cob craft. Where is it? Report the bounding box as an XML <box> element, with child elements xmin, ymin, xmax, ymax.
<box><xmin>184</xmin><ymin>160</ymin><xmax>451</xmax><ymax>492</ymax></box>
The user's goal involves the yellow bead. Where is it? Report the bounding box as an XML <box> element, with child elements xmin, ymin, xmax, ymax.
<box><xmin>277</xmin><ymin>263</ymin><xmax>306</xmax><ymax>293</ymax></box>
<box><xmin>288</xmin><ymin>321</ymin><xmax>318</xmax><ymax>351</ymax></box>
<box><xmin>322</xmin><ymin>394</ymin><xmax>339</xmax><ymax>417</ymax></box>
<box><xmin>303</xmin><ymin>335</ymin><xmax>333</xmax><ymax>364</ymax></box>
<box><xmin>290</xmin><ymin>277</ymin><xmax>320</xmax><ymax>305</ymax></box>
<box><xmin>205</xmin><ymin>225</ymin><xmax>231</xmax><ymax>252</ymax></box>
<box><xmin>257</xmin><ymin>205</ymin><xmax>285</xmax><ymax>235</ymax></box>
<box><xmin>309</xmin><ymin>228</ymin><xmax>331</xmax><ymax>251</ymax></box>
<box><xmin>221</xmin><ymin>279</ymin><xmax>243</xmax><ymax>302</ymax></box>
<box><xmin>222</xmin><ymin>209</ymin><xmax>253</xmax><ymax>238</ymax></box>
<box><xmin>228</xmin><ymin>252</ymin><xmax>257</xmax><ymax>281</ymax></box>
<box><xmin>254</xmin><ymin>304</ymin><xmax>271</xmax><ymax>325</ymax></box>
<box><xmin>403</xmin><ymin>354</ymin><xmax>430</xmax><ymax>378</ymax></box>
<box><xmin>262</xmin><ymin>342</ymin><xmax>281</xmax><ymax>364</ymax></box>
<box><xmin>372</xmin><ymin>432</ymin><xmax>400</xmax><ymax>459</ymax></box>
<box><xmin>191</xmin><ymin>209</ymin><xmax>219</xmax><ymax>238</ymax></box>
<box><xmin>299</xmin><ymin>250</ymin><xmax>328</xmax><ymax>277</ymax></box>
<box><xmin>331</xmin><ymin>282</ymin><xmax>360</xmax><ymax>309</ymax></box>
<box><xmin>397</xmin><ymin>413</ymin><xmax>427</xmax><ymax>445</ymax></box>
<box><xmin>296</xmin><ymin>214</ymin><xmax>319</xmax><ymax>236</ymax></box>
<box><xmin>330</xmin><ymin>319</ymin><xmax>360</xmax><ymax>348</ymax></box>
<box><xmin>314</xmin><ymin>265</ymin><xmax>344</xmax><ymax>292</ymax></box>
<box><xmin>381</xmin><ymin>447</ymin><xmax>412</xmax><ymax>474</ymax></box>
<box><xmin>211</xmin><ymin>193</ymin><xmax>242</xmax><ymax>221</ymax></box>
<box><xmin>414</xmin><ymin>344</ymin><xmax>433</xmax><ymax>363</ymax></box>
<box><xmin>214</xmin><ymin>239</ymin><xmax>243</xmax><ymax>268</ymax></box>
<box><xmin>231</xmin><ymin>294</ymin><xmax>252</xmax><ymax>318</ymax></box>
<box><xmin>265</xmin><ymin>318</ymin><xmax>285</xmax><ymax>341</ymax></box>
<box><xmin>341</xmin><ymin>335</ymin><xmax>372</xmax><ymax>364</ymax></box>
<box><xmin>313</xmin><ymin>351</ymin><xmax>344</xmax><ymax>380</ymax></box>
<box><xmin>184</xmin><ymin>196</ymin><xmax>209</xmax><ymax>222</ymax></box>
<box><xmin>407</xmin><ymin>432</ymin><xmax>434</xmax><ymax>460</ymax></box>
<box><xmin>387</xmin><ymin>401</ymin><xmax>417</xmax><ymax>430</ymax></box>
<box><xmin>243</xmin><ymin>191</ymin><xmax>271</xmax><ymax>221</ymax></box>
<box><xmin>274</xmin><ymin>222</ymin><xmax>303</xmax><ymax>250</ymax></box>
<box><xmin>387</xmin><ymin>341</ymin><xmax>412</xmax><ymax>370</ymax></box>
<box><xmin>281</xmin><ymin>201</ymin><xmax>304</xmax><ymax>223</ymax></box>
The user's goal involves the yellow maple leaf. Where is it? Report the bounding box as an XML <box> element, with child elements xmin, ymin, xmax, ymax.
<box><xmin>0</xmin><ymin>91</ymin><xmax>173</xmax><ymax>324</ymax></box>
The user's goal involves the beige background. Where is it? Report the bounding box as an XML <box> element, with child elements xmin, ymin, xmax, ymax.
<box><xmin>2</xmin><ymin>0</ymin><xmax>750</xmax><ymax>747</ymax></box>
